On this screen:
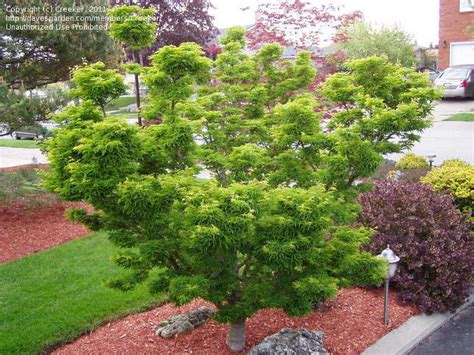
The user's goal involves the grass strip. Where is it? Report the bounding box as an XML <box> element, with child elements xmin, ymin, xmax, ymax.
<box><xmin>444</xmin><ymin>113</ymin><xmax>474</xmax><ymax>122</ymax></box>
<box><xmin>0</xmin><ymin>232</ymin><xmax>163</xmax><ymax>354</ymax></box>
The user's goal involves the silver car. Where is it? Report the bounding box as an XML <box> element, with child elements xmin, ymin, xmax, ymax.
<box><xmin>434</xmin><ymin>65</ymin><xmax>474</xmax><ymax>99</ymax></box>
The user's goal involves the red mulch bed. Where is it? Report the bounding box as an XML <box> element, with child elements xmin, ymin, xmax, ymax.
<box><xmin>55</xmin><ymin>288</ymin><xmax>419</xmax><ymax>355</ymax></box>
<box><xmin>0</xmin><ymin>200</ymin><xmax>90</xmax><ymax>264</ymax></box>
<box><xmin>0</xmin><ymin>163</ymin><xmax>49</xmax><ymax>173</ymax></box>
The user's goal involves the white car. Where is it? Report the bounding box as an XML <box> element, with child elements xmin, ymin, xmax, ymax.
<box><xmin>434</xmin><ymin>65</ymin><xmax>474</xmax><ymax>99</ymax></box>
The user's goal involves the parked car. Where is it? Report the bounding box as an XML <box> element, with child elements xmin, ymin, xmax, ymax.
<box><xmin>11</xmin><ymin>125</ymin><xmax>50</xmax><ymax>140</ymax></box>
<box><xmin>434</xmin><ymin>65</ymin><xmax>474</xmax><ymax>99</ymax></box>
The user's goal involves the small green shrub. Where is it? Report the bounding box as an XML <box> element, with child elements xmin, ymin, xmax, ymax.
<box><xmin>421</xmin><ymin>160</ymin><xmax>474</xmax><ymax>213</ymax></box>
<box><xmin>0</xmin><ymin>168</ymin><xmax>57</xmax><ymax>206</ymax></box>
<box><xmin>395</xmin><ymin>153</ymin><xmax>429</xmax><ymax>170</ymax></box>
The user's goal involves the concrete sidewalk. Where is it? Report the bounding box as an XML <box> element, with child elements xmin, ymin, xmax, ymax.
<box><xmin>363</xmin><ymin>290</ymin><xmax>474</xmax><ymax>355</ymax></box>
<box><xmin>0</xmin><ymin>147</ymin><xmax>48</xmax><ymax>168</ymax></box>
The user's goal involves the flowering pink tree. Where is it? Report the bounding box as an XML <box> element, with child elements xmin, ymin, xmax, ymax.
<box><xmin>247</xmin><ymin>0</ymin><xmax>361</xmax><ymax>85</ymax></box>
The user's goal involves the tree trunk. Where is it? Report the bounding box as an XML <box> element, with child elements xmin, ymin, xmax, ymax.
<box><xmin>134</xmin><ymin>73</ymin><xmax>142</xmax><ymax>126</ymax></box>
<box><xmin>131</xmin><ymin>50</ymin><xmax>142</xmax><ymax>126</ymax></box>
<box><xmin>226</xmin><ymin>320</ymin><xmax>246</xmax><ymax>352</ymax></box>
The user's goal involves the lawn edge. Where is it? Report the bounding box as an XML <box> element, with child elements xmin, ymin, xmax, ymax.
<box><xmin>41</xmin><ymin>297</ymin><xmax>169</xmax><ymax>354</ymax></box>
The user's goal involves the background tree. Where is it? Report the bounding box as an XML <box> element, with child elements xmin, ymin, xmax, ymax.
<box><xmin>44</xmin><ymin>30</ymin><xmax>439</xmax><ymax>352</ymax></box>
<box><xmin>246</xmin><ymin>0</ymin><xmax>362</xmax><ymax>83</ymax></box>
<box><xmin>339</xmin><ymin>21</ymin><xmax>416</xmax><ymax>67</ymax></box>
<box><xmin>109</xmin><ymin>0</ymin><xmax>217</xmax><ymax>59</ymax></box>
<box><xmin>0</xmin><ymin>83</ymin><xmax>68</xmax><ymax>136</ymax></box>
<box><xmin>108</xmin><ymin>5</ymin><xmax>157</xmax><ymax>126</ymax></box>
<box><xmin>0</xmin><ymin>0</ymin><xmax>120</xmax><ymax>89</ymax></box>
<box><xmin>320</xmin><ymin>56</ymin><xmax>440</xmax><ymax>187</ymax></box>
<box><xmin>70</xmin><ymin>62</ymin><xmax>127</xmax><ymax>115</ymax></box>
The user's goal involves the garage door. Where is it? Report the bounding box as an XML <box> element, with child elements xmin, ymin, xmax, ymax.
<box><xmin>450</xmin><ymin>42</ymin><xmax>474</xmax><ymax>66</ymax></box>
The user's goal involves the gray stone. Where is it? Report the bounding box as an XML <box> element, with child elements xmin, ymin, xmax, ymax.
<box><xmin>248</xmin><ymin>328</ymin><xmax>327</xmax><ymax>355</ymax></box>
<box><xmin>155</xmin><ymin>306</ymin><xmax>215</xmax><ymax>338</ymax></box>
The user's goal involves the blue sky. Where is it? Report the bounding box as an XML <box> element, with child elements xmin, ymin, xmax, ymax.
<box><xmin>210</xmin><ymin>0</ymin><xmax>439</xmax><ymax>47</ymax></box>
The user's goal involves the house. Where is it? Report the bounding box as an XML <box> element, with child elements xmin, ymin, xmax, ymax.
<box><xmin>438</xmin><ymin>0</ymin><xmax>474</xmax><ymax>69</ymax></box>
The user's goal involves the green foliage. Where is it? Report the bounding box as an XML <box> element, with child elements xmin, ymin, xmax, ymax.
<box><xmin>421</xmin><ymin>160</ymin><xmax>474</xmax><ymax>213</ymax></box>
<box><xmin>70</xmin><ymin>62</ymin><xmax>127</xmax><ymax>114</ymax></box>
<box><xmin>1</xmin><ymin>0</ymin><xmax>120</xmax><ymax>89</ymax></box>
<box><xmin>395</xmin><ymin>153</ymin><xmax>429</xmax><ymax>170</ymax></box>
<box><xmin>0</xmin><ymin>168</ymin><xmax>47</xmax><ymax>203</ymax></box>
<box><xmin>0</xmin><ymin>83</ymin><xmax>68</xmax><ymax>135</ymax></box>
<box><xmin>143</xmin><ymin>42</ymin><xmax>212</xmax><ymax>118</ymax></box>
<box><xmin>43</xmin><ymin>28</ymin><xmax>439</xmax><ymax>344</ymax></box>
<box><xmin>321</xmin><ymin>56</ymin><xmax>441</xmax><ymax>159</ymax></box>
<box><xmin>107</xmin><ymin>5</ymin><xmax>157</xmax><ymax>51</ymax></box>
<box><xmin>340</xmin><ymin>21</ymin><xmax>416</xmax><ymax>67</ymax></box>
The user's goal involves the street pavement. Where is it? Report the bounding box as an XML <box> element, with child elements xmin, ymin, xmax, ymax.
<box><xmin>0</xmin><ymin>147</ymin><xmax>47</xmax><ymax>168</ymax></box>
<box><xmin>386</xmin><ymin>121</ymin><xmax>474</xmax><ymax>165</ymax></box>
<box><xmin>432</xmin><ymin>98</ymin><xmax>474</xmax><ymax>121</ymax></box>
<box><xmin>409</xmin><ymin>305</ymin><xmax>474</xmax><ymax>355</ymax></box>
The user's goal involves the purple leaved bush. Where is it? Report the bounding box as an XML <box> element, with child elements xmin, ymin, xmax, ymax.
<box><xmin>358</xmin><ymin>180</ymin><xmax>473</xmax><ymax>314</ymax></box>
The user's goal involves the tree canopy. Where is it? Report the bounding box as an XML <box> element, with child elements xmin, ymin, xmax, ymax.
<box><xmin>339</xmin><ymin>21</ymin><xmax>416</xmax><ymax>67</ymax></box>
<box><xmin>0</xmin><ymin>83</ymin><xmax>68</xmax><ymax>136</ymax></box>
<box><xmin>247</xmin><ymin>0</ymin><xmax>361</xmax><ymax>51</ymax></box>
<box><xmin>108</xmin><ymin>5</ymin><xmax>157</xmax><ymax>51</ymax></box>
<box><xmin>109</xmin><ymin>0</ymin><xmax>217</xmax><ymax>62</ymax></box>
<box><xmin>0</xmin><ymin>0</ymin><xmax>120</xmax><ymax>89</ymax></box>
<box><xmin>70</xmin><ymin>62</ymin><xmax>127</xmax><ymax>115</ymax></box>
<box><xmin>44</xmin><ymin>29</ymin><xmax>439</xmax><ymax>352</ymax></box>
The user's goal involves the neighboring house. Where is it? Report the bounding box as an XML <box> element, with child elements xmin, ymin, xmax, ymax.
<box><xmin>438</xmin><ymin>0</ymin><xmax>474</xmax><ymax>69</ymax></box>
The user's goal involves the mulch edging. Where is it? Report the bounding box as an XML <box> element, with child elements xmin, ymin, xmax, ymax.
<box><xmin>54</xmin><ymin>288</ymin><xmax>419</xmax><ymax>355</ymax></box>
<box><xmin>0</xmin><ymin>201</ymin><xmax>90</xmax><ymax>264</ymax></box>
<box><xmin>0</xmin><ymin>163</ymin><xmax>49</xmax><ymax>173</ymax></box>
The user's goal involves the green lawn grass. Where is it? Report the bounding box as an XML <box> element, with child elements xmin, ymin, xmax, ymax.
<box><xmin>0</xmin><ymin>139</ymin><xmax>38</xmax><ymax>148</ymax></box>
<box><xmin>105</xmin><ymin>96</ymin><xmax>136</xmax><ymax>111</ymax></box>
<box><xmin>0</xmin><ymin>232</ymin><xmax>164</xmax><ymax>354</ymax></box>
<box><xmin>444</xmin><ymin>113</ymin><xmax>474</xmax><ymax>122</ymax></box>
<box><xmin>107</xmin><ymin>110</ymin><xmax>139</xmax><ymax>120</ymax></box>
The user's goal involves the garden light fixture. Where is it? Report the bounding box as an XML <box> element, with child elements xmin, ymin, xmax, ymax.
<box><xmin>426</xmin><ymin>155</ymin><xmax>436</xmax><ymax>169</ymax></box>
<box><xmin>378</xmin><ymin>245</ymin><xmax>400</xmax><ymax>325</ymax></box>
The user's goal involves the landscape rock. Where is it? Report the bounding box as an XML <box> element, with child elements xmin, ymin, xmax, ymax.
<box><xmin>248</xmin><ymin>328</ymin><xmax>327</xmax><ymax>355</ymax></box>
<box><xmin>155</xmin><ymin>306</ymin><xmax>214</xmax><ymax>338</ymax></box>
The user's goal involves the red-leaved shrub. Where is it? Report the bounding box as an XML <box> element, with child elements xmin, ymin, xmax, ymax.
<box><xmin>358</xmin><ymin>180</ymin><xmax>473</xmax><ymax>314</ymax></box>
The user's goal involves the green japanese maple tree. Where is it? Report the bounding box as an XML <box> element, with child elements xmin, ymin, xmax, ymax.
<box><xmin>44</xmin><ymin>28</ymin><xmax>439</xmax><ymax>352</ymax></box>
<box><xmin>108</xmin><ymin>5</ymin><xmax>157</xmax><ymax>125</ymax></box>
<box><xmin>70</xmin><ymin>62</ymin><xmax>127</xmax><ymax>116</ymax></box>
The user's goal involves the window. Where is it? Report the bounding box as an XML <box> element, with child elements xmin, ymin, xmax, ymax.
<box><xmin>440</xmin><ymin>68</ymin><xmax>469</xmax><ymax>80</ymax></box>
<box><xmin>460</xmin><ymin>0</ymin><xmax>474</xmax><ymax>12</ymax></box>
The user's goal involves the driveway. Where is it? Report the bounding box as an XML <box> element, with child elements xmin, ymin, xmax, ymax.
<box><xmin>432</xmin><ymin>99</ymin><xmax>474</xmax><ymax>121</ymax></box>
<box><xmin>0</xmin><ymin>147</ymin><xmax>48</xmax><ymax>168</ymax></box>
<box><xmin>386</xmin><ymin>121</ymin><xmax>474</xmax><ymax>165</ymax></box>
<box><xmin>409</xmin><ymin>305</ymin><xmax>474</xmax><ymax>355</ymax></box>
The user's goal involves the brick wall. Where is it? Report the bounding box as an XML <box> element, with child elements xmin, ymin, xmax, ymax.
<box><xmin>439</xmin><ymin>0</ymin><xmax>474</xmax><ymax>69</ymax></box>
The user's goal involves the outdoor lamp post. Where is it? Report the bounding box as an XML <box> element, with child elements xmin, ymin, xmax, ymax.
<box><xmin>378</xmin><ymin>245</ymin><xmax>400</xmax><ymax>325</ymax></box>
<box><xmin>426</xmin><ymin>155</ymin><xmax>436</xmax><ymax>169</ymax></box>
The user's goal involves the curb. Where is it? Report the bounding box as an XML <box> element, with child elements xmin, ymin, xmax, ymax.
<box><xmin>362</xmin><ymin>289</ymin><xmax>474</xmax><ymax>355</ymax></box>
